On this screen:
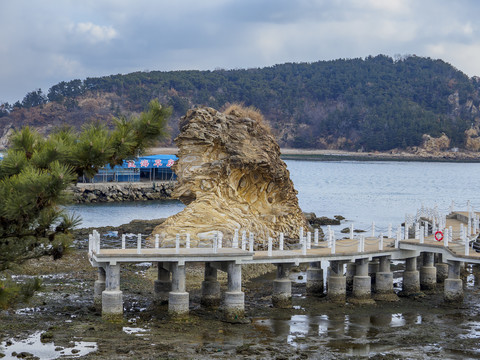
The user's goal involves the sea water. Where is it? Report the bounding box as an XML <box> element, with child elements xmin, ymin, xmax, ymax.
<box><xmin>67</xmin><ymin>160</ymin><xmax>480</xmax><ymax>230</ymax></box>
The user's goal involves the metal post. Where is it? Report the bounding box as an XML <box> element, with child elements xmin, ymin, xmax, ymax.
<box><xmin>122</xmin><ymin>234</ymin><xmax>126</xmax><ymax>249</ymax></box>
<box><xmin>137</xmin><ymin>234</ymin><xmax>142</xmax><ymax>254</ymax></box>
<box><xmin>155</xmin><ymin>234</ymin><xmax>159</xmax><ymax>249</ymax></box>
<box><xmin>268</xmin><ymin>237</ymin><xmax>272</xmax><ymax>256</ymax></box>
<box><xmin>175</xmin><ymin>234</ymin><xmax>180</xmax><ymax>254</ymax></box>
<box><xmin>186</xmin><ymin>234</ymin><xmax>191</xmax><ymax>249</ymax></box>
<box><xmin>314</xmin><ymin>228</ymin><xmax>319</xmax><ymax>245</ymax></box>
<box><xmin>249</xmin><ymin>232</ymin><xmax>254</xmax><ymax>252</ymax></box>
<box><xmin>280</xmin><ymin>233</ymin><xmax>284</xmax><ymax>251</ymax></box>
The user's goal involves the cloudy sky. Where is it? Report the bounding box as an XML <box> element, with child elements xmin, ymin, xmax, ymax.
<box><xmin>1</xmin><ymin>0</ymin><xmax>479</xmax><ymax>103</ymax></box>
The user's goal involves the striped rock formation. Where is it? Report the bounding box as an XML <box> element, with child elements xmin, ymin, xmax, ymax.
<box><xmin>151</xmin><ymin>106</ymin><xmax>307</xmax><ymax>248</ymax></box>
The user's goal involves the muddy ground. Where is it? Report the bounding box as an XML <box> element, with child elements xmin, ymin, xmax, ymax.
<box><xmin>2</xmin><ymin>226</ymin><xmax>480</xmax><ymax>359</ymax></box>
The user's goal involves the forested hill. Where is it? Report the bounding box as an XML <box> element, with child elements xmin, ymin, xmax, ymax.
<box><xmin>2</xmin><ymin>54</ymin><xmax>480</xmax><ymax>151</ymax></box>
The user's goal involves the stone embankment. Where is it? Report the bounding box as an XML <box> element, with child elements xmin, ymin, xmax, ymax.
<box><xmin>70</xmin><ymin>182</ymin><xmax>176</xmax><ymax>203</ymax></box>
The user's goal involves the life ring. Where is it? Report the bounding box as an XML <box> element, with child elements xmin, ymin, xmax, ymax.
<box><xmin>434</xmin><ymin>231</ymin><xmax>444</xmax><ymax>242</ymax></box>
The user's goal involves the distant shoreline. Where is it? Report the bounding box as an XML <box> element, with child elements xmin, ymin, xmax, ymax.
<box><xmin>148</xmin><ymin>147</ymin><xmax>480</xmax><ymax>163</ymax></box>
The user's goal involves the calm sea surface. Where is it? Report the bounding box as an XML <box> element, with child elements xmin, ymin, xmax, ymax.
<box><xmin>67</xmin><ymin>160</ymin><xmax>480</xmax><ymax>230</ymax></box>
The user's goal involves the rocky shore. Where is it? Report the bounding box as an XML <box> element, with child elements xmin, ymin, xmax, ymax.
<box><xmin>70</xmin><ymin>182</ymin><xmax>176</xmax><ymax>203</ymax></box>
<box><xmin>2</xmin><ymin>221</ymin><xmax>480</xmax><ymax>359</ymax></box>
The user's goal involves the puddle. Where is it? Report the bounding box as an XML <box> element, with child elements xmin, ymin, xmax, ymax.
<box><xmin>0</xmin><ymin>331</ymin><xmax>97</xmax><ymax>359</ymax></box>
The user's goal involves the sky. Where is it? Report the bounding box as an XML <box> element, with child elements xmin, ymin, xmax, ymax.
<box><xmin>1</xmin><ymin>0</ymin><xmax>480</xmax><ymax>104</ymax></box>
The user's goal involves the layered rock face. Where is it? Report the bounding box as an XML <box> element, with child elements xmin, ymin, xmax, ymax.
<box><xmin>151</xmin><ymin>107</ymin><xmax>307</xmax><ymax>248</ymax></box>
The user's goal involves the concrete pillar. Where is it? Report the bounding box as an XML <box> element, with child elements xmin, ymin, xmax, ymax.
<box><xmin>272</xmin><ymin>263</ymin><xmax>292</xmax><ymax>308</ymax></box>
<box><xmin>102</xmin><ymin>264</ymin><xmax>123</xmax><ymax>321</ymax></box>
<box><xmin>444</xmin><ymin>261</ymin><xmax>464</xmax><ymax>303</ymax></box>
<box><xmin>352</xmin><ymin>258</ymin><xmax>374</xmax><ymax>303</ymax></box>
<box><xmin>435</xmin><ymin>254</ymin><xmax>448</xmax><ymax>283</ymax></box>
<box><xmin>420</xmin><ymin>252</ymin><xmax>436</xmax><ymax>292</ymax></box>
<box><xmin>402</xmin><ymin>257</ymin><xmax>420</xmax><ymax>296</ymax></box>
<box><xmin>94</xmin><ymin>266</ymin><xmax>106</xmax><ymax>307</ymax></box>
<box><xmin>224</xmin><ymin>262</ymin><xmax>244</xmax><ymax>321</ymax></box>
<box><xmin>374</xmin><ymin>256</ymin><xmax>398</xmax><ymax>301</ymax></box>
<box><xmin>346</xmin><ymin>263</ymin><xmax>356</xmax><ymax>294</ymax></box>
<box><xmin>154</xmin><ymin>262</ymin><xmax>171</xmax><ymax>304</ymax></box>
<box><xmin>306</xmin><ymin>261</ymin><xmax>324</xmax><ymax>296</ymax></box>
<box><xmin>169</xmin><ymin>262</ymin><xmax>189</xmax><ymax>316</ymax></box>
<box><xmin>327</xmin><ymin>260</ymin><xmax>346</xmax><ymax>302</ymax></box>
<box><xmin>201</xmin><ymin>262</ymin><xmax>221</xmax><ymax>308</ymax></box>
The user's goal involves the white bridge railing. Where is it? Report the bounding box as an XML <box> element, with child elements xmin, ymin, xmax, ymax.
<box><xmin>89</xmin><ymin>202</ymin><xmax>479</xmax><ymax>259</ymax></box>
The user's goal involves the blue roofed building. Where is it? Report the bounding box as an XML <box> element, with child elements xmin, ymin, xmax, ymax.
<box><xmin>83</xmin><ymin>154</ymin><xmax>178</xmax><ymax>183</ymax></box>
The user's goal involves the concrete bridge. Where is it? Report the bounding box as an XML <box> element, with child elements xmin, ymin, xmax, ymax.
<box><xmin>88</xmin><ymin>208</ymin><xmax>480</xmax><ymax>321</ymax></box>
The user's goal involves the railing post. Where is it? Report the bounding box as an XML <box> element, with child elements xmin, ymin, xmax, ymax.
<box><xmin>233</xmin><ymin>229</ymin><xmax>239</xmax><ymax>248</ymax></box>
<box><xmin>395</xmin><ymin>228</ymin><xmax>400</xmax><ymax>248</ymax></box>
<box><xmin>331</xmin><ymin>237</ymin><xmax>336</xmax><ymax>254</ymax></box>
<box><xmin>137</xmin><ymin>234</ymin><xmax>142</xmax><ymax>254</ymax></box>
<box><xmin>465</xmin><ymin>237</ymin><xmax>470</xmax><ymax>256</ymax></box>
<box><xmin>302</xmin><ymin>236</ymin><xmax>307</xmax><ymax>255</ymax></box>
<box><xmin>175</xmin><ymin>234</ymin><xmax>180</xmax><ymax>254</ymax></box>
<box><xmin>218</xmin><ymin>232</ymin><xmax>223</xmax><ymax>249</ymax></box>
<box><xmin>443</xmin><ymin>229</ymin><xmax>448</xmax><ymax>247</ymax></box>
<box><xmin>268</xmin><ymin>237</ymin><xmax>272</xmax><ymax>256</ymax></box>
<box><xmin>299</xmin><ymin>227</ymin><xmax>304</xmax><ymax>245</ymax></box>
<box><xmin>314</xmin><ymin>228</ymin><xmax>319</xmax><ymax>245</ymax></box>
<box><xmin>122</xmin><ymin>234</ymin><xmax>126</xmax><ymax>249</ymax></box>
<box><xmin>307</xmin><ymin>232</ymin><xmax>312</xmax><ymax>249</ymax></box>
<box><xmin>388</xmin><ymin>223</ymin><xmax>392</xmax><ymax>239</ymax></box>
<box><xmin>249</xmin><ymin>232</ymin><xmax>254</xmax><ymax>252</ymax></box>
<box><xmin>404</xmin><ymin>223</ymin><xmax>409</xmax><ymax>240</ymax></box>
<box><xmin>350</xmin><ymin>224</ymin><xmax>354</xmax><ymax>240</ymax></box>
<box><xmin>186</xmin><ymin>233</ymin><xmax>191</xmax><ymax>249</ymax></box>
<box><xmin>279</xmin><ymin>233</ymin><xmax>284</xmax><ymax>251</ymax></box>
<box><xmin>241</xmin><ymin>231</ymin><xmax>247</xmax><ymax>250</ymax></box>
<box><xmin>88</xmin><ymin>234</ymin><xmax>93</xmax><ymax>255</ymax></box>
<box><xmin>379</xmin><ymin>233</ymin><xmax>384</xmax><ymax>250</ymax></box>
<box><xmin>372</xmin><ymin>221</ymin><xmax>375</xmax><ymax>237</ymax></box>
<box><xmin>154</xmin><ymin>234</ymin><xmax>159</xmax><ymax>249</ymax></box>
<box><xmin>213</xmin><ymin>233</ymin><xmax>218</xmax><ymax>254</ymax></box>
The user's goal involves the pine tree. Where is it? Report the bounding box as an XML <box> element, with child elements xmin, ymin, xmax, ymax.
<box><xmin>0</xmin><ymin>99</ymin><xmax>171</xmax><ymax>271</ymax></box>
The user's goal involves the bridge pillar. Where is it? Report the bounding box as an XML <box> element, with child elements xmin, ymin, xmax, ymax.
<box><xmin>273</xmin><ymin>263</ymin><xmax>293</xmax><ymax>308</ymax></box>
<box><xmin>444</xmin><ymin>261</ymin><xmax>464</xmax><ymax>303</ymax></box>
<box><xmin>420</xmin><ymin>252</ymin><xmax>436</xmax><ymax>292</ymax></box>
<box><xmin>201</xmin><ymin>262</ymin><xmax>221</xmax><ymax>308</ymax></box>
<box><xmin>94</xmin><ymin>266</ymin><xmax>106</xmax><ymax>307</ymax></box>
<box><xmin>374</xmin><ymin>256</ymin><xmax>398</xmax><ymax>301</ymax></box>
<box><xmin>351</xmin><ymin>258</ymin><xmax>375</xmax><ymax>304</ymax></box>
<box><xmin>306</xmin><ymin>262</ymin><xmax>324</xmax><ymax>296</ymax></box>
<box><xmin>435</xmin><ymin>254</ymin><xmax>448</xmax><ymax>283</ymax></box>
<box><xmin>327</xmin><ymin>260</ymin><xmax>346</xmax><ymax>302</ymax></box>
<box><xmin>154</xmin><ymin>262</ymin><xmax>171</xmax><ymax>304</ymax></box>
<box><xmin>346</xmin><ymin>262</ymin><xmax>356</xmax><ymax>294</ymax></box>
<box><xmin>169</xmin><ymin>262</ymin><xmax>189</xmax><ymax>316</ymax></box>
<box><xmin>224</xmin><ymin>262</ymin><xmax>244</xmax><ymax>321</ymax></box>
<box><xmin>102</xmin><ymin>264</ymin><xmax>123</xmax><ymax>321</ymax></box>
<box><xmin>402</xmin><ymin>257</ymin><xmax>420</xmax><ymax>296</ymax></box>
